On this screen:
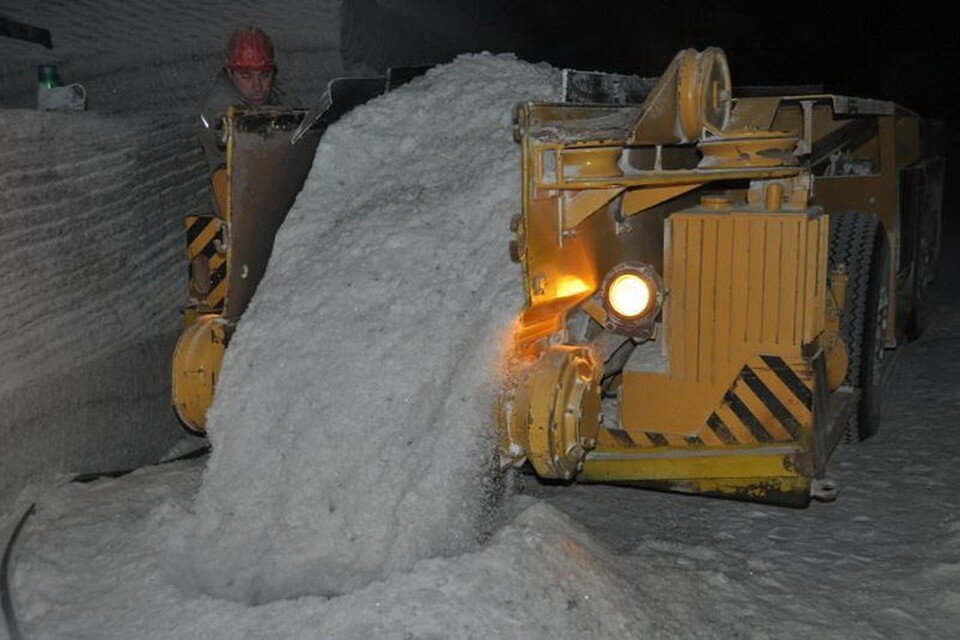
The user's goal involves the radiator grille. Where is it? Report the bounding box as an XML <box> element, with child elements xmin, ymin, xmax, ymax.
<box><xmin>664</xmin><ymin>209</ymin><xmax>827</xmax><ymax>384</ymax></box>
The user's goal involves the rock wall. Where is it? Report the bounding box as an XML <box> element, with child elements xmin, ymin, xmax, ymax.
<box><xmin>0</xmin><ymin>109</ymin><xmax>209</xmax><ymax>513</ymax></box>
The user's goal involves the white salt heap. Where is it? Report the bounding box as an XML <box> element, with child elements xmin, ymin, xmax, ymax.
<box><xmin>14</xmin><ymin>462</ymin><xmax>646</xmax><ymax>639</ymax></box>
<box><xmin>169</xmin><ymin>54</ymin><xmax>560</xmax><ymax>603</ymax></box>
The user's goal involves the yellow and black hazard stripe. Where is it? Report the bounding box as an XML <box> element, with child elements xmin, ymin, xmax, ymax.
<box><xmin>604</xmin><ymin>428</ymin><xmax>707</xmax><ymax>449</ymax></box>
<box><xmin>605</xmin><ymin>355</ymin><xmax>815</xmax><ymax>450</ymax></box>
<box><xmin>700</xmin><ymin>355</ymin><xmax>814</xmax><ymax>446</ymax></box>
<box><xmin>185</xmin><ymin>215</ymin><xmax>227</xmax><ymax>310</ymax></box>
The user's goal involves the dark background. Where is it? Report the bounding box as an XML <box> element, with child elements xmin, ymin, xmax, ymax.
<box><xmin>386</xmin><ymin>0</ymin><xmax>957</xmax><ymax>203</ymax></box>
<box><xmin>505</xmin><ymin>0</ymin><xmax>958</xmax><ymax>232</ymax></box>
<box><xmin>512</xmin><ymin>0</ymin><xmax>959</xmax><ymax>123</ymax></box>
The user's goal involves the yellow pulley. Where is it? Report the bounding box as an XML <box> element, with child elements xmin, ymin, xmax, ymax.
<box><xmin>171</xmin><ymin>314</ymin><xmax>228</xmax><ymax>435</ymax></box>
<box><xmin>502</xmin><ymin>345</ymin><xmax>602</xmax><ymax>480</ymax></box>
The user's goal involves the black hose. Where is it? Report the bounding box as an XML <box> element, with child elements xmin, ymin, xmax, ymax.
<box><xmin>72</xmin><ymin>444</ymin><xmax>211</xmax><ymax>484</ymax></box>
<box><xmin>1</xmin><ymin>502</ymin><xmax>36</xmax><ymax>640</ymax></box>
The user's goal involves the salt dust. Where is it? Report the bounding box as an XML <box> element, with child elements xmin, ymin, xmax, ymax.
<box><xmin>167</xmin><ymin>53</ymin><xmax>561</xmax><ymax>603</ymax></box>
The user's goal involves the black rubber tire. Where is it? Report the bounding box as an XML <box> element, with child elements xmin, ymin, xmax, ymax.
<box><xmin>828</xmin><ymin>212</ymin><xmax>891</xmax><ymax>442</ymax></box>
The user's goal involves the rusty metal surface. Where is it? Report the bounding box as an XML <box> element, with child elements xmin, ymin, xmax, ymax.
<box><xmin>224</xmin><ymin>108</ymin><xmax>321</xmax><ymax>321</ymax></box>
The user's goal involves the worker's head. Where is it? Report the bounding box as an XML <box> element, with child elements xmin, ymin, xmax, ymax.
<box><xmin>225</xmin><ymin>27</ymin><xmax>276</xmax><ymax>105</ymax></box>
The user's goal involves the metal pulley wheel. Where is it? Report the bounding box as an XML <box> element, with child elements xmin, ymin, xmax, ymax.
<box><xmin>504</xmin><ymin>345</ymin><xmax>602</xmax><ymax>480</ymax></box>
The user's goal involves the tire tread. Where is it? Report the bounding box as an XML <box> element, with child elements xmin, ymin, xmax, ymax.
<box><xmin>828</xmin><ymin>211</ymin><xmax>884</xmax><ymax>442</ymax></box>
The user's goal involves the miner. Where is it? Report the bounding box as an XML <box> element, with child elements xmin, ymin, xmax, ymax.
<box><xmin>198</xmin><ymin>27</ymin><xmax>282</xmax><ymax>177</ymax></box>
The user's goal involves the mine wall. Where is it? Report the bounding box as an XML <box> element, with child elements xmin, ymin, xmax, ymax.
<box><xmin>0</xmin><ymin>109</ymin><xmax>207</xmax><ymax>511</ymax></box>
<box><xmin>0</xmin><ymin>0</ymin><xmax>516</xmax><ymax>515</ymax></box>
<box><xmin>0</xmin><ymin>0</ymin><xmax>345</xmax><ymax>513</ymax></box>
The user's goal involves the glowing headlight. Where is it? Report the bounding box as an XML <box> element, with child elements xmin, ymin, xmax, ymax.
<box><xmin>600</xmin><ymin>263</ymin><xmax>664</xmax><ymax>336</ymax></box>
<box><xmin>607</xmin><ymin>273</ymin><xmax>652</xmax><ymax>318</ymax></box>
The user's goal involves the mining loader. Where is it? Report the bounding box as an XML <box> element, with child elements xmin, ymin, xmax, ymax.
<box><xmin>500</xmin><ymin>48</ymin><xmax>944</xmax><ymax>506</ymax></box>
<box><xmin>171</xmin><ymin>70</ymin><xmax>426</xmax><ymax>434</ymax></box>
<box><xmin>170</xmin><ymin>50</ymin><xmax>943</xmax><ymax>507</ymax></box>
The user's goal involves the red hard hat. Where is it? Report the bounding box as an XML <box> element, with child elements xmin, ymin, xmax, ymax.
<box><xmin>226</xmin><ymin>27</ymin><xmax>275</xmax><ymax>71</ymax></box>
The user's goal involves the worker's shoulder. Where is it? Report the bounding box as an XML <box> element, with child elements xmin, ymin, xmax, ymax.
<box><xmin>202</xmin><ymin>72</ymin><xmax>243</xmax><ymax>117</ymax></box>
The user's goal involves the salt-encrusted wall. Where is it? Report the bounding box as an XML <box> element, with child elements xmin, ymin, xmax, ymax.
<box><xmin>0</xmin><ymin>109</ymin><xmax>208</xmax><ymax>512</ymax></box>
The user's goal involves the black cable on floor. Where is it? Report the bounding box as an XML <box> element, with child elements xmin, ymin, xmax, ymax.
<box><xmin>1</xmin><ymin>502</ymin><xmax>35</xmax><ymax>640</ymax></box>
<box><xmin>71</xmin><ymin>444</ymin><xmax>212</xmax><ymax>484</ymax></box>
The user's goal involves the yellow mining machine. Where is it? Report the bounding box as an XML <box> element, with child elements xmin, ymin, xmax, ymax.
<box><xmin>170</xmin><ymin>73</ymin><xmax>417</xmax><ymax>434</ymax></box>
<box><xmin>499</xmin><ymin>48</ymin><xmax>944</xmax><ymax>505</ymax></box>
<box><xmin>170</xmin><ymin>106</ymin><xmax>323</xmax><ymax>434</ymax></box>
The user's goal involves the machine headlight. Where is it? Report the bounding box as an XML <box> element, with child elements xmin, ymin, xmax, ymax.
<box><xmin>601</xmin><ymin>263</ymin><xmax>664</xmax><ymax>336</ymax></box>
<box><xmin>607</xmin><ymin>273</ymin><xmax>652</xmax><ymax>318</ymax></box>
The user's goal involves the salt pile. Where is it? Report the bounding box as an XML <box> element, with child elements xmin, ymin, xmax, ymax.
<box><xmin>15</xmin><ymin>465</ymin><xmax>645</xmax><ymax>639</ymax></box>
<box><xmin>169</xmin><ymin>54</ymin><xmax>561</xmax><ymax>603</ymax></box>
